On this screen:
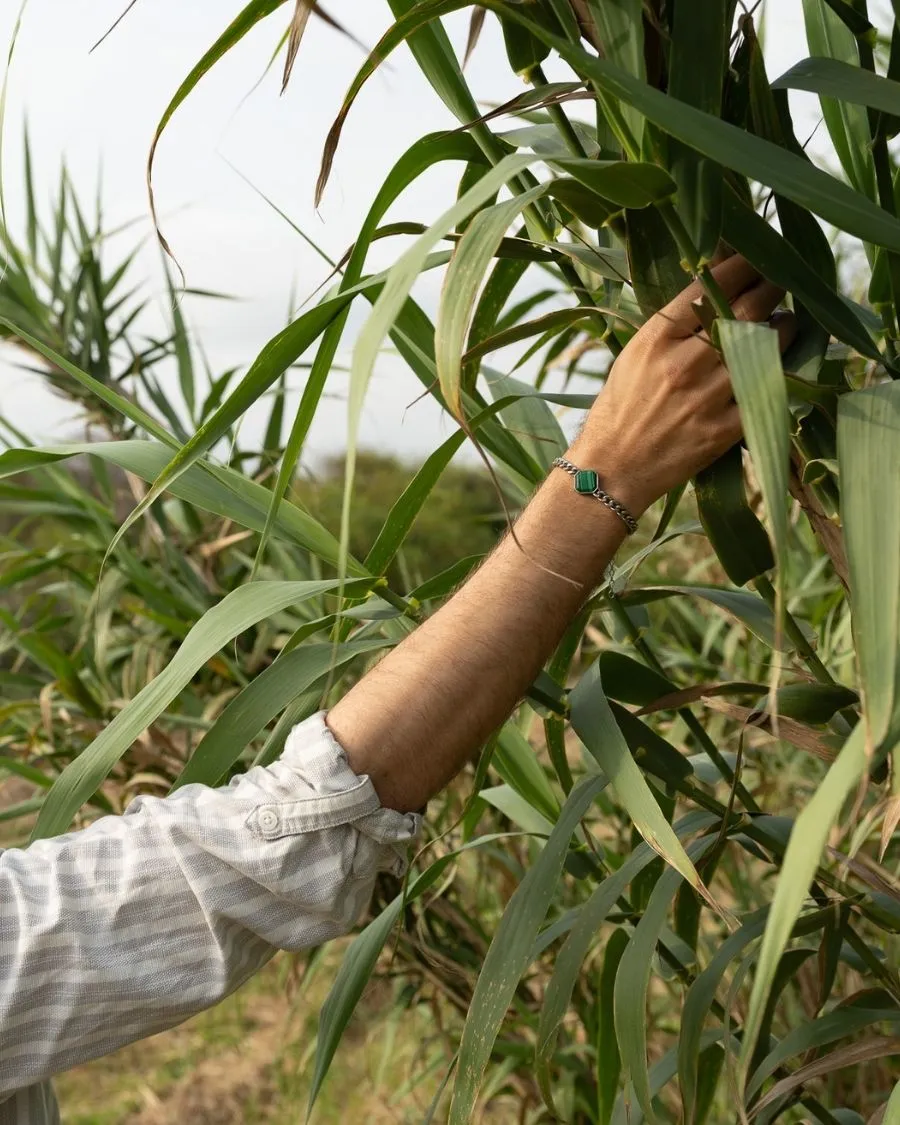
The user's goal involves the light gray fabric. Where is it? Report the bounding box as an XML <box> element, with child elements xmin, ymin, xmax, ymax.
<box><xmin>0</xmin><ymin>713</ymin><xmax>419</xmax><ymax>1124</ymax></box>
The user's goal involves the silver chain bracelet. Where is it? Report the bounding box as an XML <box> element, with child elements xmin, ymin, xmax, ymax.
<box><xmin>551</xmin><ymin>457</ymin><xmax>639</xmax><ymax>535</ymax></box>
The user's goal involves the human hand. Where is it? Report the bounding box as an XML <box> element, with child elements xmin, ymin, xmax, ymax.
<box><xmin>568</xmin><ymin>256</ymin><xmax>796</xmax><ymax>518</ymax></box>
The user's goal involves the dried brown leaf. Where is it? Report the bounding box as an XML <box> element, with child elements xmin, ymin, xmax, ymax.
<box><xmin>452</xmin><ymin>84</ymin><xmax>591</xmax><ymax>134</ymax></box>
<box><xmin>637</xmin><ymin>681</ymin><xmax>767</xmax><ymax>715</ymax></box>
<box><xmin>281</xmin><ymin>0</ymin><xmax>314</xmax><ymax>93</ymax></box>
<box><xmin>699</xmin><ymin>697</ymin><xmax>838</xmax><ymax>761</ymax></box>
<box><xmin>464</xmin><ymin>7</ymin><xmax>486</xmax><ymax>67</ymax></box>
<box><xmin>881</xmin><ymin>792</ymin><xmax>900</xmax><ymax>861</ymax></box>
<box><xmin>752</xmin><ymin>1037</ymin><xmax>900</xmax><ymax>1117</ymax></box>
<box><xmin>90</xmin><ymin>0</ymin><xmax>141</xmax><ymax>53</ymax></box>
<box><xmin>281</xmin><ymin>2</ymin><xmax>368</xmax><ymax>94</ymax></box>
<box><xmin>827</xmin><ymin>846</ymin><xmax>900</xmax><ymax>902</ymax></box>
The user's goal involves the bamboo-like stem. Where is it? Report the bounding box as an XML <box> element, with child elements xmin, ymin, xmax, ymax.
<box><xmin>605</xmin><ymin>595</ymin><xmax>761</xmax><ymax>812</ymax></box>
<box><xmin>856</xmin><ymin>10</ymin><xmax>900</xmax><ymax>356</ymax></box>
<box><xmin>531</xmin><ymin>65</ymin><xmax>590</xmax><ymax>158</ymax></box>
<box><xmin>754</xmin><ymin>575</ymin><xmax>835</xmax><ymax>687</ymax></box>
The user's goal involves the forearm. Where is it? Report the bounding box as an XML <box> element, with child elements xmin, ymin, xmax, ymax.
<box><xmin>327</xmin><ymin>440</ymin><xmax>633</xmax><ymax>812</ymax></box>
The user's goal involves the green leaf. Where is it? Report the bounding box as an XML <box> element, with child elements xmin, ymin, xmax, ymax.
<box><xmin>719</xmin><ymin>320</ymin><xmax>791</xmax><ymax>584</ymax></box>
<box><xmin>550</xmin><ymin>159</ymin><xmax>676</xmax><ymax>208</ymax></box>
<box><xmin>776</xmin><ymin>683</ymin><xmax>859</xmax><ymax>724</ymax></box>
<box><xmin>838</xmin><ymin>383</ymin><xmax>900</xmax><ymax>751</ymax></box>
<box><xmin>883</xmin><ymin>1077</ymin><xmax>900</xmax><ymax>1125</ymax></box>
<box><xmin>597</xmin><ymin>651</ymin><xmax>676</xmax><ymax>707</ymax></box>
<box><xmin>747</xmin><ymin>946</ymin><xmax>818</xmax><ymax>1081</ymax></box>
<box><xmin>548</xmin><ymin>240</ymin><xmax>631</xmax><ymax>283</ymax></box>
<box><xmin>283</xmin><ymin>827</ymin><xmax>519</xmax><ymax>1115</ymax></box>
<box><xmin>148</xmin><ymin>1</ymin><xmax>289</xmax><ymax>241</ymax></box>
<box><xmin>449</xmin><ymin>775</ymin><xmax>608</xmax><ymax>1125</ymax></box>
<box><xmin>493</xmin><ymin>722</ymin><xmax>561</xmax><ymax>824</ymax></box>
<box><xmin>800</xmin><ymin>2</ymin><xmax>876</xmax><ymax>200</ymax></box>
<box><xmin>0</xmin><ymin>608</ymin><xmax>101</xmax><ymax>718</ymax></box>
<box><xmin>462</xmin><ymin>306</ymin><xmax>598</xmax><ymax>366</ymax></box>
<box><xmin>255</xmin><ymin>131</ymin><xmax>489</xmax><ymax>576</ymax></box>
<box><xmin>30</xmin><ymin>580</ymin><xmax>360</xmax><ymax>840</ymax></box>
<box><xmin>436</xmin><ymin>180</ymin><xmax>546</xmax><ymax>419</ymax></box>
<box><xmin>615</xmin><ymin>835</ymin><xmax>718</xmax><ymax>1124</ymax></box>
<box><xmin>499</xmin><ymin>1</ymin><xmax>900</xmax><ymax>249</ymax></box>
<box><xmin>624</xmin><ymin>206</ymin><xmax>685</xmax><ymax>318</ymax></box>
<box><xmin>324</xmin><ymin>4</ymin><xmax>892</xmax><ymax>272</ymax></box>
<box><xmin>386</xmin><ymin>0</ymin><xmax>478</xmax><ymax>122</ymax></box>
<box><xmin>547</xmin><ymin>178</ymin><xmax>620</xmax><ymax>226</ymax></box>
<box><xmin>581</xmin><ymin>0</ymin><xmax>645</xmax><ymax>144</ymax></box>
<box><xmin>678</xmin><ymin>900</ymin><xmax>843</xmax><ymax>1122</ymax></box>
<box><xmin>719</xmin><ymin>187</ymin><xmax>880</xmax><ymax>361</ymax></box>
<box><xmin>462</xmin><ymin>252</ymin><xmax>530</xmax><ymax>388</ymax></box>
<box><xmin>695</xmin><ymin>443</ymin><xmax>775</xmax><ymax>587</ymax></box>
<box><xmin>624</xmin><ymin>584</ymin><xmax>808</xmax><ymax>650</ymax></box>
<box><xmin>364</xmin><ymin>431</ymin><xmax>465</xmax><ymax>576</ymax></box>
<box><xmin>409</xmin><ymin>555</ymin><xmax>482</xmax><ymax>602</ymax></box>
<box><xmin>499</xmin><ymin>11</ymin><xmax>550</xmax><ymax>77</ymax></box>
<box><xmin>679</xmin><ymin>907</ymin><xmax>769</xmax><ymax>1123</ymax></box>
<box><xmin>748</xmin><ymin>992</ymin><xmax>900</xmax><ymax>1101</ymax></box>
<box><xmin>570</xmin><ymin>663</ymin><xmax>711</xmax><ymax>899</ymax></box>
<box><xmin>665</xmin><ymin>0</ymin><xmax>729</xmax><ymax>259</ymax></box>
<box><xmin>737</xmin><ymin>723</ymin><xmax>869</xmax><ymax>1089</ymax></box>
<box><xmin>597</xmin><ymin>928</ymin><xmax>630</xmax><ymax>1125</ymax></box>
<box><xmin>0</xmin><ymin>441</ymin><xmax>350</xmax><ymax>570</ymax></box>
<box><xmin>609</xmin><ymin>703</ymin><xmax>694</xmax><ymax>788</ymax></box>
<box><xmin>163</xmin><ymin>259</ymin><xmax>195</xmax><ymax>419</ymax></box>
<box><xmin>818</xmin><ymin>0</ymin><xmax>877</xmax><ymax>38</ymax></box>
<box><xmin>614</xmin><ymin>1031</ymin><xmax>734</xmax><ymax>1125</ymax></box>
<box><xmin>172</xmin><ymin>640</ymin><xmax>388</xmax><ymax>789</ymax></box>
<box><xmin>774</xmin><ymin>56</ymin><xmax>900</xmax><ymax>118</ymax></box>
<box><xmin>479</xmin><ymin>785</ymin><xmax>553</xmax><ymax>836</ymax></box>
<box><xmin>484</xmin><ymin>368</ymin><xmax>567</xmax><ymax>472</ymax></box>
<box><xmin>345</xmin><ymin>152</ymin><xmax>539</xmax><ymax>576</ymax></box>
<box><xmin>309</xmin><ymin>899</ymin><xmax>404</xmax><ymax>1112</ymax></box>
<box><xmin>536</xmin><ymin>811</ymin><xmax>715</xmax><ymax>1109</ymax></box>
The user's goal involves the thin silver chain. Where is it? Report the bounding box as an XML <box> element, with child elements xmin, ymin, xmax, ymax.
<box><xmin>552</xmin><ymin>456</ymin><xmax>639</xmax><ymax>535</ymax></box>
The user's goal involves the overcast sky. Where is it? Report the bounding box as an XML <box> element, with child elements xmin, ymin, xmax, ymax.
<box><xmin>0</xmin><ymin>1</ymin><xmax>821</xmax><ymax>465</ymax></box>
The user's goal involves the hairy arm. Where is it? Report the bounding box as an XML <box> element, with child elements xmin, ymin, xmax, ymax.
<box><xmin>328</xmin><ymin>256</ymin><xmax>793</xmax><ymax>811</ymax></box>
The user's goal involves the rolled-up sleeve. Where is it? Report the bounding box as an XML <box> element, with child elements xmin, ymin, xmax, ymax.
<box><xmin>0</xmin><ymin>712</ymin><xmax>419</xmax><ymax>1113</ymax></box>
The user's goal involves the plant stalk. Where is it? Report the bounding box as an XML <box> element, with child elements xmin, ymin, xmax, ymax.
<box><xmin>754</xmin><ymin>575</ymin><xmax>835</xmax><ymax>687</ymax></box>
<box><xmin>605</xmin><ymin>594</ymin><xmax>761</xmax><ymax>812</ymax></box>
<box><xmin>531</xmin><ymin>65</ymin><xmax>590</xmax><ymax>158</ymax></box>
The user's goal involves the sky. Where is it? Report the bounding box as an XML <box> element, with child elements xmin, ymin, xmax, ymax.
<box><xmin>0</xmin><ymin>1</ymin><xmax>822</xmax><ymax>466</ymax></box>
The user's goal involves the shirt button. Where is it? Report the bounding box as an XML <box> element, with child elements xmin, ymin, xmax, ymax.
<box><xmin>259</xmin><ymin>809</ymin><xmax>279</xmax><ymax>833</ymax></box>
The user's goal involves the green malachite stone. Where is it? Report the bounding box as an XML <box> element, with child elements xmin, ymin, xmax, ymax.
<box><xmin>574</xmin><ymin>469</ymin><xmax>598</xmax><ymax>494</ymax></box>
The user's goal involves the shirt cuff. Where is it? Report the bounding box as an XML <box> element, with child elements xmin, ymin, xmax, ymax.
<box><xmin>245</xmin><ymin>711</ymin><xmax>422</xmax><ymax>879</ymax></box>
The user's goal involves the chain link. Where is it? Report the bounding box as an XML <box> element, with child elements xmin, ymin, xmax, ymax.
<box><xmin>551</xmin><ymin>456</ymin><xmax>639</xmax><ymax>535</ymax></box>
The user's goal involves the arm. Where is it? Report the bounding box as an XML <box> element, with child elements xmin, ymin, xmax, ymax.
<box><xmin>0</xmin><ymin>715</ymin><xmax>418</xmax><ymax>1100</ymax></box>
<box><xmin>328</xmin><ymin>256</ymin><xmax>792</xmax><ymax>810</ymax></box>
<box><xmin>0</xmin><ymin>258</ymin><xmax>789</xmax><ymax>1100</ymax></box>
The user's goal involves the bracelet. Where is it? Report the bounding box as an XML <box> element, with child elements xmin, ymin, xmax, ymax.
<box><xmin>551</xmin><ymin>456</ymin><xmax>639</xmax><ymax>535</ymax></box>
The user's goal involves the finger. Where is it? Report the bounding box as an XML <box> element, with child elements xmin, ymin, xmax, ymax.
<box><xmin>730</xmin><ymin>280</ymin><xmax>784</xmax><ymax>324</ymax></box>
<box><xmin>678</xmin><ymin>330</ymin><xmax>725</xmax><ymax>372</ymax></box>
<box><xmin>771</xmin><ymin>309</ymin><xmax>798</xmax><ymax>353</ymax></box>
<box><xmin>656</xmin><ymin>256</ymin><xmax>760</xmax><ymax>337</ymax></box>
<box><xmin>715</xmin><ymin>401</ymin><xmax>743</xmax><ymax>449</ymax></box>
<box><xmin>708</xmin><ymin>242</ymin><xmax>735</xmax><ymax>268</ymax></box>
<box><xmin>705</xmin><ymin>364</ymin><xmax>737</xmax><ymax>406</ymax></box>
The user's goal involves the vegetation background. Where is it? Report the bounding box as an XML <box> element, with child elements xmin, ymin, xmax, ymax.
<box><xmin>3</xmin><ymin>1</ymin><xmax>900</xmax><ymax>1124</ymax></box>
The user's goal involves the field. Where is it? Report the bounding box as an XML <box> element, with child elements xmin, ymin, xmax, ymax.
<box><xmin>4</xmin><ymin>2</ymin><xmax>900</xmax><ymax>1122</ymax></box>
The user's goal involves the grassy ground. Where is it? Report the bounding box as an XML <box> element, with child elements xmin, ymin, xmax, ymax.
<box><xmin>0</xmin><ymin>784</ymin><xmax>454</xmax><ymax>1124</ymax></box>
<box><xmin>53</xmin><ymin>951</ymin><xmax>473</xmax><ymax>1125</ymax></box>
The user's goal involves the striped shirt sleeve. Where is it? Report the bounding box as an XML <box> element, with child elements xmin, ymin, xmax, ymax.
<box><xmin>0</xmin><ymin>712</ymin><xmax>420</xmax><ymax>1121</ymax></box>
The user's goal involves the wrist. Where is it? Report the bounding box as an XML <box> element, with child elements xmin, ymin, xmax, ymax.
<box><xmin>563</xmin><ymin>439</ymin><xmax>656</xmax><ymax>520</ymax></box>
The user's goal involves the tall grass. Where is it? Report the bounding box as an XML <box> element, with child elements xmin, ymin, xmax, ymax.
<box><xmin>3</xmin><ymin>1</ymin><xmax>900</xmax><ymax>1121</ymax></box>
